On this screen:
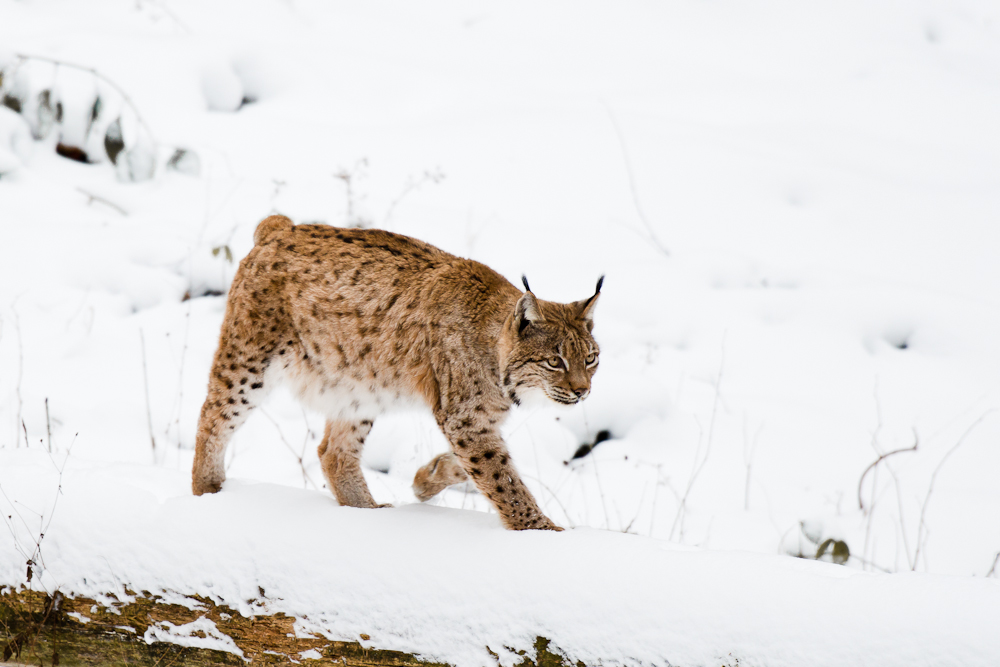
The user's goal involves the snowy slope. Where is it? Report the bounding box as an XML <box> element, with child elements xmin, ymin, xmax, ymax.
<box><xmin>3</xmin><ymin>449</ymin><xmax>999</xmax><ymax>666</ymax></box>
<box><xmin>2</xmin><ymin>0</ymin><xmax>1000</xmax><ymax>662</ymax></box>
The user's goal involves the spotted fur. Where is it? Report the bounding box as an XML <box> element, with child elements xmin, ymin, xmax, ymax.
<box><xmin>192</xmin><ymin>215</ymin><xmax>601</xmax><ymax>530</ymax></box>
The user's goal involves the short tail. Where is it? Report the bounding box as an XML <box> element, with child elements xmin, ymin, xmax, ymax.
<box><xmin>253</xmin><ymin>215</ymin><xmax>294</xmax><ymax>245</ymax></box>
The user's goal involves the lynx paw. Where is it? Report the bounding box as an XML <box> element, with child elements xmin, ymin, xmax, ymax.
<box><xmin>533</xmin><ymin>519</ymin><xmax>564</xmax><ymax>532</ymax></box>
<box><xmin>413</xmin><ymin>452</ymin><xmax>469</xmax><ymax>502</ymax></box>
<box><xmin>192</xmin><ymin>476</ymin><xmax>223</xmax><ymax>496</ymax></box>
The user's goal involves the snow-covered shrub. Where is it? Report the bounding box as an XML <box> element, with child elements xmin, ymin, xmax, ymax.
<box><xmin>0</xmin><ymin>55</ymin><xmax>190</xmax><ymax>183</ymax></box>
<box><xmin>0</xmin><ymin>106</ymin><xmax>32</xmax><ymax>177</ymax></box>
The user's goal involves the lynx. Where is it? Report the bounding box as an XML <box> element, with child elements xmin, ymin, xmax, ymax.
<box><xmin>192</xmin><ymin>215</ymin><xmax>601</xmax><ymax>530</ymax></box>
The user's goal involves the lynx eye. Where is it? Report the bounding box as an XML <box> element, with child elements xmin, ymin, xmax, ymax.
<box><xmin>585</xmin><ymin>353</ymin><xmax>598</xmax><ymax>366</ymax></box>
<box><xmin>545</xmin><ymin>356</ymin><xmax>564</xmax><ymax>370</ymax></box>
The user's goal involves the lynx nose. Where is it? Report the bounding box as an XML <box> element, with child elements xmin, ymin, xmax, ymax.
<box><xmin>572</xmin><ymin>386</ymin><xmax>588</xmax><ymax>398</ymax></box>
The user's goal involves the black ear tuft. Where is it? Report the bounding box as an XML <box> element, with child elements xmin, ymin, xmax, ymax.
<box><xmin>522</xmin><ymin>275</ymin><xmax>532</xmax><ymax>292</ymax></box>
<box><xmin>514</xmin><ymin>291</ymin><xmax>544</xmax><ymax>335</ymax></box>
<box><xmin>595</xmin><ymin>275</ymin><xmax>604</xmax><ymax>294</ymax></box>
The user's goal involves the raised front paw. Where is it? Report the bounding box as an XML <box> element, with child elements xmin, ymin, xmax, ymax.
<box><xmin>413</xmin><ymin>452</ymin><xmax>469</xmax><ymax>502</ymax></box>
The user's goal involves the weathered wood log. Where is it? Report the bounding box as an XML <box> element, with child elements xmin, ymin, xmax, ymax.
<box><xmin>0</xmin><ymin>589</ymin><xmax>574</xmax><ymax>666</ymax></box>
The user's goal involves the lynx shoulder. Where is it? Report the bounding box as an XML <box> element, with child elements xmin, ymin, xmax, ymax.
<box><xmin>192</xmin><ymin>215</ymin><xmax>602</xmax><ymax>530</ymax></box>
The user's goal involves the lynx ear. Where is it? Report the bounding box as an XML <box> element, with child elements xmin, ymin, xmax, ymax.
<box><xmin>515</xmin><ymin>289</ymin><xmax>544</xmax><ymax>334</ymax></box>
<box><xmin>575</xmin><ymin>275</ymin><xmax>604</xmax><ymax>330</ymax></box>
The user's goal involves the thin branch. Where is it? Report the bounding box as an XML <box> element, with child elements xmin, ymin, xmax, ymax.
<box><xmin>913</xmin><ymin>410</ymin><xmax>997</xmax><ymax>571</ymax></box>
<box><xmin>884</xmin><ymin>461</ymin><xmax>914</xmax><ymax>570</ymax></box>
<box><xmin>139</xmin><ymin>329</ymin><xmax>157</xmax><ymax>454</ymax></box>
<box><xmin>12</xmin><ymin>304</ymin><xmax>24</xmax><ymax>448</ymax></box>
<box><xmin>671</xmin><ymin>331</ymin><xmax>727</xmax><ymax>540</ymax></box>
<box><xmin>44</xmin><ymin>398</ymin><xmax>51</xmax><ymax>454</ymax></box>
<box><xmin>987</xmin><ymin>552</ymin><xmax>1000</xmax><ymax>578</ymax></box>
<box><xmin>847</xmin><ymin>553</ymin><xmax>894</xmax><ymax>574</ymax></box>
<box><xmin>743</xmin><ymin>417</ymin><xmax>763</xmax><ymax>511</ymax></box>
<box><xmin>260</xmin><ymin>409</ymin><xmax>320</xmax><ymax>490</ymax></box>
<box><xmin>76</xmin><ymin>188</ymin><xmax>128</xmax><ymax>216</ymax></box>
<box><xmin>602</xmin><ymin>102</ymin><xmax>669</xmax><ymax>256</ymax></box>
<box><xmin>520</xmin><ymin>473</ymin><xmax>574</xmax><ymax>528</ymax></box>
<box><xmin>623</xmin><ymin>482</ymin><xmax>648</xmax><ymax>534</ymax></box>
<box><xmin>166</xmin><ymin>304</ymin><xmax>192</xmax><ymax>448</ymax></box>
<box><xmin>383</xmin><ymin>168</ymin><xmax>444</xmax><ymax>228</ymax></box>
<box><xmin>857</xmin><ymin>429</ymin><xmax>918</xmax><ymax>512</ymax></box>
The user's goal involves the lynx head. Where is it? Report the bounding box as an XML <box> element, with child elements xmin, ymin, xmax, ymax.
<box><xmin>499</xmin><ymin>276</ymin><xmax>602</xmax><ymax>406</ymax></box>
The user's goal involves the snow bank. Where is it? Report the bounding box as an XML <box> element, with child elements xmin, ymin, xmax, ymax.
<box><xmin>2</xmin><ymin>450</ymin><xmax>998</xmax><ymax>666</ymax></box>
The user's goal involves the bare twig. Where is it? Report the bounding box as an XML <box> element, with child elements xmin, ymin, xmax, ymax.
<box><xmin>334</xmin><ymin>159</ymin><xmax>369</xmax><ymax>227</ymax></box>
<box><xmin>623</xmin><ymin>482</ymin><xmax>648</xmax><ymax>534</ymax></box>
<box><xmin>0</xmin><ymin>433</ymin><xmax>75</xmax><ymax>594</ymax></box>
<box><xmin>44</xmin><ymin>398</ymin><xmax>51</xmax><ymax>454</ymax></box>
<box><xmin>602</xmin><ymin>102</ymin><xmax>670</xmax><ymax>256</ymax></box>
<box><xmin>76</xmin><ymin>188</ymin><xmax>128</xmax><ymax>216</ymax></box>
<box><xmin>260</xmin><ymin>408</ymin><xmax>320</xmax><ymax>490</ymax></box>
<box><xmin>862</xmin><ymin>378</ymin><xmax>884</xmax><ymax>570</ymax></box>
<box><xmin>139</xmin><ymin>329</ymin><xmax>156</xmax><ymax>453</ymax></box>
<box><xmin>671</xmin><ymin>332</ymin><xmax>727</xmax><ymax>540</ymax></box>
<box><xmin>884</xmin><ymin>462</ymin><xmax>914</xmax><ymax>570</ymax></box>
<box><xmin>858</xmin><ymin>429</ymin><xmax>918</xmax><ymax>512</ymax></box>
<box><xmin>137</xmin><ymin>0</ymin><xmax>192</xmax><ymax>33</ymax></box>
<box><xmin>521</xmin><ymin>473</ymin><xmax>574</xmax><ymax>528</ymax></box>
<box><xmin>987</xmin><ymin>552</ymin><xmax>1000</xmax><ymax>578</ymax></box>
<box><xmin>166</xmin><ymin>304</ymin><xmax>192</xmax><ymax>448</ymax></box>
<box><xmin>383</xmin><ymin>168</ymin><xmax>444</xmax><ymax>228</ymax></box>
<box><xmin>742</xmin><ymin>416</ymin><xmax>763</xmax><ymax>511</ymax></box>
<box><xmin>579</xmin><ymin>404</ymin><xmax>611</xmax><ymax>529</ymax></box>
<box><xmin>647</xmin><ymin>463</ymin><xmax>666</xmax><ymax>537</ymax></box>
<box><xmin>12</xmin><ymin>304</ymin><xmax>24</xmax><ymax>448</ymax></box>
<box><xmin>913</xmin><ymin>410</ymin><xmax>997</xmax><ymax>571</ymax></box>
<box><xmin>847</xmin><ymin>553</ymin><xmax>894</xmax><ymax>574</ymax></box>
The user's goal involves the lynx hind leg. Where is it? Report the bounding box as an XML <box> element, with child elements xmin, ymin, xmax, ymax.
<box><xmin>318</xmin><ymin>419</ymin><xmax>391</xmax><ymax>509</ymax></box>
<box><xmin>192</xmin><ymin>326</ymin><xmax>274</xmax><ymax>495</ymax></box>
<box><xmin>412</xmin><ymin>452</ymin><xmax>470</xmax><ymax>502</ymax></box>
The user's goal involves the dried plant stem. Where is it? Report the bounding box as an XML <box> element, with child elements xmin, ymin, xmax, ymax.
<box><xmin>12</xmin><ymin>305</ymin><xmax>24</xmax><ymax>448</ymax></box>
<box><xmin>383</xmin><ymin>168</ymin><xmax>444</xmax><ymax>228</ymax></box>
<box><xmin>521</xmin><ymin>473</ymin><xmax>574</xmax><ymax>528</ymax></box>
<box><xmin>987</xmin><ymin>552</ymin><xmax>1000</xmax><ymax>578</ymax></box>
<box><xmin>670</xmin><ymin>332</ymin><xmax>727</xmax><ymax>541</ymax></box>
<box><xmin>167</xmin><ymin>304</ymin><xmax>192</xmax><ymax>447</ymax></box>
<box><xmin>858</xmin><ymin>429</ymin><xmax>918</xmax><ymax>512</ymax></box>
<box><xmin>603</xmin><ymin>102</ymin><xmax>670</xmax><ymax>257</ymax></box>
<box><xmin>44</xmin><ymin>398</ymin><xmax>51</xmax><ymax>454</ymax></box>
<box><xmin>76</xmin><ymin>188</ymin><xmax>127</xmax><ymax>216</ymax></box>
<box><xmin>139</xmin><ymin>329</ymin><xmax>156</xmax><ymax>453</ymax></box>
<box><xmin>743</xmin><ymin>417</ymin><xmax>763</xmax><ymax>511</ymax></box>
<box><xmin>913</xmin><ymin>410</ymin><xmax>996</xmax><ymax>571</ymax></box>
<box><xmin>260</xmin><ymin>409</ymin><xmax>320</xmax><ymax>490</ymax></box>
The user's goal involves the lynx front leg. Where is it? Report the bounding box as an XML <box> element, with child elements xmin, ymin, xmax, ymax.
<box><xmin>317</xmin><ymin>419</ymin><xmax>390</xmax><ymax>509</ymax></box>
<box><xmin>439</xmin><ymin>417</ymin><xmax>561</xmax><ymax>531</ymax></box>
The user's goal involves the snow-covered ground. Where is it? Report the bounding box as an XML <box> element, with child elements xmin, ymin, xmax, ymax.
<box><xmin>2</xmin><ymin>0</ymin><xmax>1000</xmax><ymax>663</ymax></box>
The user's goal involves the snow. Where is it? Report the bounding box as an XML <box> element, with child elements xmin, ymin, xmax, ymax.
<box><xmin>2</xmin><ymin>0</ymin><xmax>1000</xmax><ymax>664</ymax></box>
<box><xmin>3</xmin><ymin>451</ymin><xmax>999</xmax><ymax>666</ymax></box>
